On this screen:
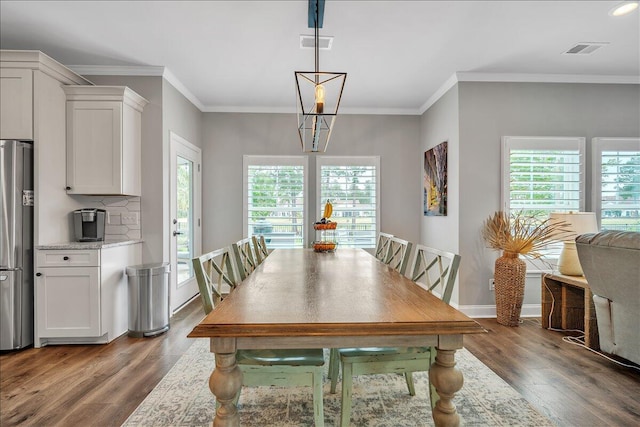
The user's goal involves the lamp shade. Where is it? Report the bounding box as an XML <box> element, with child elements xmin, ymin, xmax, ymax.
<box><xmin>548</xmin><ymin>212</ymin><xmax>598</xmax><ymax>241</ymax></box>
<box><xmin>549</xmin><ymin>212</ymin><xmax>598</xmax><ymax>276</ymax></box>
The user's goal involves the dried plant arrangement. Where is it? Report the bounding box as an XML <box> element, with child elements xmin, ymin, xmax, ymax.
<box><xmin>482</xmin><ymin>211</ymin><xmax>571</xmax><ymax>258</ymax></box>
<box><xmin>482</xmin><ymin>211</ymin><xmax>570</xmax><ymax>326</ymax></box>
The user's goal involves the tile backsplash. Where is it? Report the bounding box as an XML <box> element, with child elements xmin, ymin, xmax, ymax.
<box><xmin>75</xmin><ymin>196</ymin><xmax>141</xmax><ymax>241</ymax></box>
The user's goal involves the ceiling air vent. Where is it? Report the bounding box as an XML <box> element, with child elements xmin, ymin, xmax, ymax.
<box><xmin>563</xmin><ymin>42</ymin><xmax>608</xmax><ymax>55</ymax></box>
<box><xmin>300</xmin><ymin>35</ymin><xmax>333</xmax><ymax>50</ymax></box>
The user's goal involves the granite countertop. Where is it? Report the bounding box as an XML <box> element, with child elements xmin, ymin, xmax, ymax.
<box><xmin>36</xmin><ymin>239</ymin><xmax>143</xmax><ymax>250</ymax></box>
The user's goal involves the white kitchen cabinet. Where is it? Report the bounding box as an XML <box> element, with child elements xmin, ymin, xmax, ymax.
<box><xmin>36</xmin><ymin>265</ymin><xmax>101</xmax><ymax>338</ymax></box>
<box><xmin>0</xmin><ymin>68</ymin><xmax>33</xmax><ymax>139</ymax></box>
<box><xmin>64</xmin><ymin>86</ymin><xmax>147</xmax><ymax>196</ymax></box>
<box><xmin>34</xmin><ymin>242</ymin><xmax>142</xmax><ymax>347</ymax></box>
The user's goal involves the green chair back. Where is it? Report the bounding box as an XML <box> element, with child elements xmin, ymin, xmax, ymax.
<box><xmin>374</xmin><ymin>232</ymin><xmax>394</xmax><ymax>261</ymax></box>
<box><xmin>384</xmin><ymin>236</ymin><xmax>413</xmax><ymax>275</ymax></box>
<box><xmin>192</xmin><ymin>247</ymin><xmax>238</xmax><ymax>315</ymax></box>
<box><xmin>252</xmin><ymin>235</ymin><xmax>270</xmax><ymax>265</ymax></box>
<box><xmin>232</xmin><ymin>237</ymin><xmax>257</xmax><ymax>281</ymax></box>
<box><xmin>410</xmin><ymin>244</ymin><xmax>461</xmax><ymax>304</ymax></box>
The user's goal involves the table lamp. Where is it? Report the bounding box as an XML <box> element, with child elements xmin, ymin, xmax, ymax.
<box><xmin>549</xmin><ymin>212</ymin><xmax>598</xmax><ymax>276</ymax></box>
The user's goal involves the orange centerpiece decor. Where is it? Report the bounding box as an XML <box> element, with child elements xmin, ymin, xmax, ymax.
<box><xmin>314</xmin><ymin>200</ymin><xmax>337</xmax><ymax>251</ymax></box>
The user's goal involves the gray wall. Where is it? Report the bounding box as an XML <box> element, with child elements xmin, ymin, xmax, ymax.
<box><xmin>419</xmin><ymin>85</ymin><xmax>460</xmax><ymax>304</ymax></box>
<box><xmin>456</xmin><ymin>82</ymin><xmax>640</xmax><ymax>309</ymax></box>
<box><xmin>201</xmin><ymin>113</ymin><xmax>421</xmax><ymax>253</ymax></box>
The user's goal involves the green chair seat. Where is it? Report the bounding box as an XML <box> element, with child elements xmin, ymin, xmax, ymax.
<box><xmin>238</xmin><ymin>349</ymin><xmax>325</xmax><ymax>366</ymax></box>
<box><xmin>337</xmin><ymin>346</ymin><xmax>430</xmax><ymax>358</ymax></box>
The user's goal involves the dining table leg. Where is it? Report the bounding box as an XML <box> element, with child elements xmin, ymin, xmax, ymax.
<box><xmin>430</xmin><ymin>347</ymin><xmax>463</xmax><ymax>427</ymax></box>
<box><xmin>209</xmin><ymin>338</ymin><xmax>243</xmax><ymax>427</ymax></box>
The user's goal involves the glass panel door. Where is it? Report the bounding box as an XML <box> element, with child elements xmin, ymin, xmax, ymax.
<box><xmin>176</xmin><ymin>155</ymin><xmax>194</xmax><ymax>284</ymax></box>
<box><xmin>170</xmin><ymin>132</ymin><xmax>201</xmax><ymax>313</ymax></box>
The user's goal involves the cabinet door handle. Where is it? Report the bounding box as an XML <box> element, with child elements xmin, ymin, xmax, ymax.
<box><xmin>63</xmin><ymin>256</ymin><xmax>70</xmax><ymax>261</ymax></box>
<box><xmin>66</xmin><ymin>186</ymin><xmax>71</xmax><ymax>191</ymax></box>
<box><xmin>173</xmin><ymin>231</ymin><xmax>183</xmax><ymax>236</ymax></box>
<box><xmin>36</xmin><ymin>273</ymin><xmax>42</xmax><ymax>277</ymax></box>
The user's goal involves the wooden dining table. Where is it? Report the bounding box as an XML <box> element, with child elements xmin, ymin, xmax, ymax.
<box><xmin>188</xmin><ymin>248</ymin><xmax>486</xmax><ymax>426</ymax></box>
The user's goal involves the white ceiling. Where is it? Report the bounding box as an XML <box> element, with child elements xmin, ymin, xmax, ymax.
<box><xmin>1</xmin><ymin>1</ymin><xmax>638</xmax><ymax>114</ymax></box>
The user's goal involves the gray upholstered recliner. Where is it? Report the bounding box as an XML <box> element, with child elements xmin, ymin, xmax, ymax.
<box><xmin>576</xmin><ymin>230</ymin><xmax>640</xmax><ymax>365</ymax></box>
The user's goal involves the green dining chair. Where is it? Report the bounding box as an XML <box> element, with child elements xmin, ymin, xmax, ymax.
<box><xmin>252</xmin><ymin>235</ymin><xmax>270</xmax><ymax>265</ymax></box>
<box><xmin>232</xmin><ymin>237</ymin><xmax>258</xmax><ymax>281</ymax></box>
<box><xmin>192</xmin><ymin>247</ymin><xmax>325</xmax><ymax>426</ymax></box>
<box><xmin>330</xmin><ymin>244</ymin><xmax>461</xmax><ymax>426</ymax></box>
<box><xmin>383</xmin><ymin>236</ymin><xmax>413</xmax><ymax>275</ymax></box>
<box><xmin>374</xmin><ymin>232</ymin><xmax>394</xmax><ymax>261</ymax></box>
<box><xmin>192</xmin><ymin>247</ymin><xmax>238</xmax><ymax>312</ymax></box>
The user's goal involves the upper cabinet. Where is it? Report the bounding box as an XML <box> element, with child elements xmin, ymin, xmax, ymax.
<box><xmin>64</xmin><ymin>86</ymin><xmax>148</xmax><ymax>196</ymax></box>
<box><xmin>1</xmin><ymin>50</ymin><xmax>91</xmax><ymax>141</ymax></box>
<box><xmin>0</xmin><ymin>68</ymin><xmax>33</xmax><ymax>139</ymax></box>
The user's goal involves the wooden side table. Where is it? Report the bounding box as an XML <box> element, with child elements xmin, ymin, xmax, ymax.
<box><xmin>541</xmin><ymin>273</ymin><xmax>600</xmax><ymax>350</ymax></box>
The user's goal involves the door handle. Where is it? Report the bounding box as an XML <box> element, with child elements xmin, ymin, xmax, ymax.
<box><xmin>173</xmin><ymin>231</ymin><xmax>183</xmax><ymax>236</ymax></box>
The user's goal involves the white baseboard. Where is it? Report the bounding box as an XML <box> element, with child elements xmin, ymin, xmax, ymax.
<box><xmin>457</xmin><ymin>304</ymin><xmax>541</xmax><ymax>319</ymax></box>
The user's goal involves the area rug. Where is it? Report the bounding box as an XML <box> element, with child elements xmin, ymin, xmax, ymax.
<box><xmin>123</xmin><ymin>339</ymin><xmax>553</xmax><ymax>426</ymax></box>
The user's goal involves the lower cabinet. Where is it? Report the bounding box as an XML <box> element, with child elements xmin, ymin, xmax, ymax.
<box><xmin>35</xmin><ymin>243</ymin><xmax>141</xmax><ymax>347</ymax></box>
<box><xmin>36</xmin><ymin>266</ymin><xmax>101</xmax><ymax>338</ymax></box>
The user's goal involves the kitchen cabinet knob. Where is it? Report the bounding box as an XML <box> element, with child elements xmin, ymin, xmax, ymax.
<box><xmin>36</xmin><ymin>273</ymin><xmax>42</xmax><ymax>277</ymax></box>
<box><xmin>66</xmin><ymin>186</ymin><xmax>71</xmax><ymax>190</ymax></box>
<box><xmin>63</xmin><ymin>256</ymin><xmax>70</xmax><ymax>261</ymax></box>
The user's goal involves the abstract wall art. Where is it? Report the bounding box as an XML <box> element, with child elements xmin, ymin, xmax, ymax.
<box><xmin>424</xmin><ymin>141</ymin><xmax>447</xmax><ymax>216</ymax></box>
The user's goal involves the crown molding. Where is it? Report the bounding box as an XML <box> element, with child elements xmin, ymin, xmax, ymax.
<box><xmin>67</xmin><ymin>64</ymin><xmax>165</xmax><ymax>76</ymax></box>
<box><xmin>201</xmin><ymin>105</ymin><xmax>420</xmax><ymax>115</ymax></box>
<box><xmin>418</xmin><ymin>73</ymin><xmax>459</xmax><ymax>115</ymax></box>
<box><xmin>161</xmin><ymin>68</ymin><xmax>205</xmax><ymax>111</ymax></box>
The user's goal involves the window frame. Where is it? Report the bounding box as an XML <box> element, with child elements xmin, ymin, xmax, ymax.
<box><xmin>592</xmin><ymin>137</ymin><xmax>640</xmax><ymax>231</ymax></box>
<box><xmin>316</xmin><ymin>155</ymin><xmax>381</xmax><ymax>249</ymax></box>
<box><xmin>243</xmin><ymin>155</ymin><xmax>309</xmax><ymax>248</ymax></box>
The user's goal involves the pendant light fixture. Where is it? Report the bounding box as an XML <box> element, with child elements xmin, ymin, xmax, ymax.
<box><xmin>295</xmin><ymin>0</ymin><xmax>346</xmax><ymax>152</ymax></box>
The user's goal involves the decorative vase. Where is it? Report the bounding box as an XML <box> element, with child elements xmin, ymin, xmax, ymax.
<box><xmin>493</xmin><ymin>251</ymin><xmax>526</xmax><ymax>326</ymax></box>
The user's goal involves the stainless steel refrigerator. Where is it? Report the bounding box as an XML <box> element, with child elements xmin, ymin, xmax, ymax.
<box><xmin>1</xmin><ymin>140</ymin><xmax>34</xmax><ymax>350</ymax></box>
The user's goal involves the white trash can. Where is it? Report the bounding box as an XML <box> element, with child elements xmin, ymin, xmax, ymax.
<box><xmin>126</xmin><ymin>263</ymin><xmax>170</xmax><ymax>337</ymax></box>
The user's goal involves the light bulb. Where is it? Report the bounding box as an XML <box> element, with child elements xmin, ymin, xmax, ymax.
<box><xmin>609</xmin><ymin>1</ymin><xmax>639</xmax><ymax>16</ymax></box>
<box><xmin>315</xmin><ymin>84</ymin><xmax>325</xmax><ymax>114</ymax></box>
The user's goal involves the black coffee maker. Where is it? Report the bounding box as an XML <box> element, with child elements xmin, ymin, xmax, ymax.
<box><xmin>73</xmin><ymin>208</ymin><xmax>106</xmax><ymax>242</ymax></box>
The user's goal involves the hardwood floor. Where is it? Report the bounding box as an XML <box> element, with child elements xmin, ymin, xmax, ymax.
<box><xmin>1</xmin><ymin>300</ymin><xmax>639</xmax><ymax>426</ymax></box>
<box><xmin>0</xmin><ymin>298</ymin><xmax>205</xmax><ymax>427</ymax></box>
<box><xmin>465</xmin><ymin>317</ymin><xmax>640</xmax><ymax>427</ymax></box>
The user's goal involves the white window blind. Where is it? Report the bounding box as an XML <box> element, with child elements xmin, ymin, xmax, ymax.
<box><xmin>503</xmin><ymin>137</ymin><xmax>585</xmax><ymax>217</ymax></box>
<box><xmin>317</xmin><ymin>156</ymin><xmax>380</xmax><ymax>248</ymax></box>
<box><xmin>593</xmin><ymin>138</ymin><xmax>640</xmax><ymax>232</ymax></box>
<box><xmin>243</xmin><ymin>156</ymin><xmax>307</xmax><ymax>248</ymax></box>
